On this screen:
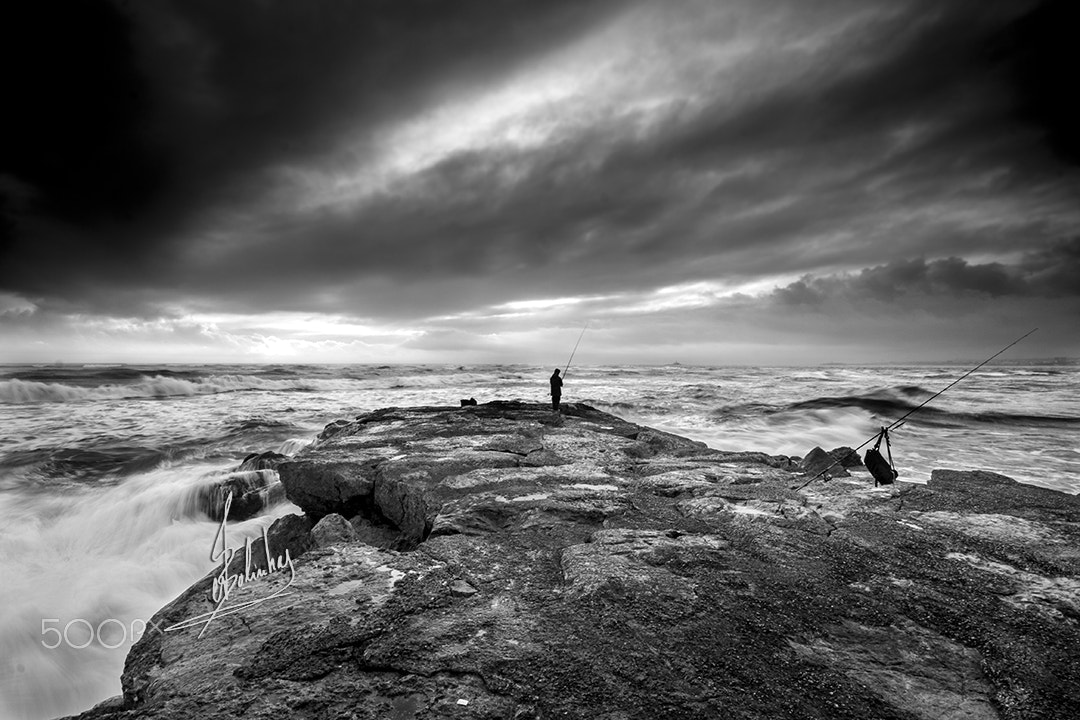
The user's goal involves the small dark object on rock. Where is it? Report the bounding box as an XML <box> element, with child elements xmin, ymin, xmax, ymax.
<box><xmin>460</xmin><ymin>398</ymin><xmax>478</xmax><ymax>407</ymax></box>
<box><xmin>864</xmin><ymin>448</ymin><xmax>898</xmax><ymax>486</ymax></box>
<box><xmin>450</xmin><ymin>580</ymin><xmax>478</xmax><ymax>597</ymax></box>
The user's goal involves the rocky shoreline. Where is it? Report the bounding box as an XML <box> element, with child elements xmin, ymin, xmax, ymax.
<box><xmin>71</xmin><ymin>401</ymin><xmax>1080</xmax><ymax>719</ymax></box>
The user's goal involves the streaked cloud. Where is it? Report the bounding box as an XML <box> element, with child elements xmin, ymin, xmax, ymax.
<box><xmin>1</xmin><ymin>0</ymin><xmax>1078</xmax><ymax>364</ymax></box>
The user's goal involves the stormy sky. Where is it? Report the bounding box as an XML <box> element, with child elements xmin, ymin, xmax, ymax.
<box><xmin>1</xmin><ymin>0</ymin><xmax>1078</xmax><ymax>365</ymax></box>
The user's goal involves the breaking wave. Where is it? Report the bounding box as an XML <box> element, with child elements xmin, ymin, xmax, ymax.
<box><xmin>785</xmin><ymin>387</ymin><xmax>929</xmax><ymax>417</ymax></box>
<box><xmin>0</xmin><ymin>466</ymin><xmax>295</xmax><ymax>720</ymax></box>
<box><xmin>0</xmin><ymin>375</ymin><xmax>324</xmax><ymax>404</ymax></box>
<box><xmin>784</xmin><ymin>388</ymin><xmax>1077</xmax><ymax>428</ymax></box>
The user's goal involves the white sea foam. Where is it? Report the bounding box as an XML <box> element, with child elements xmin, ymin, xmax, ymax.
<box><xmin>0</xmin><ymin>468</ymin><xmax>298</xmax><ymax>720</ymax></box>
<box><xmin>277</xmin><ymin>437</ymin><xmax>315</xmax><ymax>456</ymax></box>
<box><xmin>0</xmin><ymin>374</ymin><xmax>336</xmax><ymax>404</ymax></box>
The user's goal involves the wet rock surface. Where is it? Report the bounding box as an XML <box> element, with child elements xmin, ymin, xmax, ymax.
<box><xmin>238</xmin><ymin>451</ymin><xmax>288</xmax><ymax>472</ymax></box>
<box><xmin>193</xmin><ymin>469</ymin><xmax>285</xmax><ymax>522</ymax></box>
<box><xmin>71</xmin><ymin>402</ymin><xmax>1080</xmax><ymax>719</ymax></box>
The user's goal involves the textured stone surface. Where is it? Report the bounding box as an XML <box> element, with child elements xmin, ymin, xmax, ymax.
<box><xmin>311</xmin><ymin>512</ymin><xmax>358</xmax><ymax>548</ymax></box>
<box><xmin>193</xmin><ymin>469</ymin><xmax>285</xmax><ymax>522</ymax></box>
<box><xmin>801</xmin><ymin>446</ymin><xmax>851</xmax><ymax>478</ymax></box>
<box><xmin>278</xmin><ymin>457</ymin><xmax>382</xmax><ymax>519</ymax></box>
<box><xmin>237</xmin><ymin>451</ymin><xmax>288</xmax><ymax>472</ymax></box>
<box><xmin>71</xmin><ymin>402</ymin><xmax>1080</xmax><ymax>720</ymax></box>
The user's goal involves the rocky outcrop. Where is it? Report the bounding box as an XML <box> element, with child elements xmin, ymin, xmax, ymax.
<box><xmin>800</xmin><ymin>445</ymin><xmax>864</xmax><ymax>478</ymax></box>
<box><xmin>192</xmin><ymin>469</ymin><xmax>286</xmax><ymax>522</ymax></box>
<box><xmin>832</xmin><ymin>445</ymin><xmax>863</xmax><ymax>467</ymax></box>
<box><xmin>73</xmin><ymin>402</ymin><xmax>1080</xmax><ymax>720</ymax></box>
<box><xmin>238</xmin><ymin>451</ymin><xmax>288</xmax><ymax>472</ymax></box>
<box><xmin>311</xmin><ymin>513</ymin><xmax>358</xmax><ymax>548</ymax></box>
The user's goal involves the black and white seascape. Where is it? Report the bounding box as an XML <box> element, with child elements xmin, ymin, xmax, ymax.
<box><xmin>2</xmin><ymin>1</ymin><xmax>1079</xmax><ymax>718</ymax></box>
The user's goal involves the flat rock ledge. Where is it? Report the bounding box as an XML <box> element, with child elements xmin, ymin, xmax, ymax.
<box><xmin>72</xmin><ymin>401</ymin><xmax>1080</xmax><ymax>720</ymax></box>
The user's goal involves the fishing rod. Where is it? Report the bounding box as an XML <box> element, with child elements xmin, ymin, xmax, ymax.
<box><xmin>563</xmin><ymin>322</ymin><xmax>588</xmax><ymax>376</ymax></box>
<box><xmin>886</xmin><ymin>327</ymin><xmax>1038</xmax><ymax>432</ymax></box>
<box><xmin>794</xmin><ymin>327</ymin><xmax>1038</xmax><ymax>490</ymax></box>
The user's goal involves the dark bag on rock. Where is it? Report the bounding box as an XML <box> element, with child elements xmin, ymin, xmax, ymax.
<box><xmin>864</xmin><ymin>448</ymin><xmax>898</xmax><ymax>486</ymax></box>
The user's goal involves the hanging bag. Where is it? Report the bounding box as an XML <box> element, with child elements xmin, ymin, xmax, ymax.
<box><xmin>864</xmin><ymin>427</ymin><xmax>899</xmax><ymax>487</ymax></box>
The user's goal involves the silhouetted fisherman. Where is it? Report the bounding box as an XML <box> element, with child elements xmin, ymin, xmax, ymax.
<box><xmin>549</xmin><ymin>369</ymin><xmax>563</xmax><ymax>412</ymax></box>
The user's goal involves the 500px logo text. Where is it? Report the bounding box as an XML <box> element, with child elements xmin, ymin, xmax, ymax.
<box><xmin>40</xmin><ymin>618</ymin><xmax>162</xmax><ymax>650</ymax></box>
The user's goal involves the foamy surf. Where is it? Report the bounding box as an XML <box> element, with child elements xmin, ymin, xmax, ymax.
<box><xmin>0</xmin><ymin>374</ymin><xmax>339</xmax><ymax>404</ymax></box>
<box><xmin>0</xmin><ymin>466</ymin><xmax>299</xmax><ymax>720</ymax></box>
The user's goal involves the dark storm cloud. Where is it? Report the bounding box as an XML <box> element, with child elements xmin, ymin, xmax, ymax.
<box><xmin>1017</xmin><ymin>236</ymin><xmax>1080</xmax><ymax>296</ymax></box>
<box><xmin>0</xmin><ymin>0</ymin><xmax>624</xmax><ymax>298</ymax></box>
<box><xmin>122</xmin><ymin>0</ymin><xmax>624</xmax><ymax>194</ymax></box>
<box><xmin>227</xmin><ymin>0</ymin><xmax>1079</xmax><ymax>311</ymax></box>
<box><xmin>2</xmin><ymin>0</ymin><xmax>1079</xmax><ymax>358</ymax></box>
<box><xmin>0</xmin><ymin>2</ymin><xmax>161</xmax><ymax>222</ymax></box>
<box><xmin>772</xmin><ymin>238</ymin><xmax>1080</xmax><ymax>307</ymax></box>
<box><xmin>1002</xmin><ymin>0</ymin><xmax>1080</xmax><ymax>165</ymax></box>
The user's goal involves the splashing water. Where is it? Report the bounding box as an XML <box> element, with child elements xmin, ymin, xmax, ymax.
<box><xmin>0</xmin><ymin>464</ymin><xmax>298</xmax><ymax>720</ymax></box>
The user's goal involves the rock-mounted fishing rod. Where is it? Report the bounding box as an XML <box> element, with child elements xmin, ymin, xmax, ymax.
<box><xmin>794</xmin><ymin>327</ymin><xmax>1039</xmax><ymax>491</ymax></box>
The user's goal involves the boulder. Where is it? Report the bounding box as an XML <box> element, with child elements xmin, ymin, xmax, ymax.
<box><xmin>316</xmin><ymin>419</ymin><xmax>352</xmax><ymax>442</ymax></box>
<box><xmin>831</xmin><ymin>446</ymin><xmax>863</xmax><ymax>467</ymax></box>
<box><xmin>277</xmin><ymin>458</ymin><xmax>381</xmax><ymax>520</ymax></box>
<box><xmin>194</xmin><ymin>469</ymin><xmax>285</xmax><ymax>522</ymax></box>
<box><xmin>800</xmin><ymin>446</ymin><xmax>850</xmax><ymax>478</ymax></box>
<box><xmin>237</xmin><ymin>451</ymin><xmax>287</xmax><ymax>472</ymax></box>
<box><xmin>310</xmin><ymin>513</ymin><xmax>357</xmax><ymax>548</ymax></box>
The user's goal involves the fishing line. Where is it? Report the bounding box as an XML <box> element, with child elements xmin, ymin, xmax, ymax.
<box><xmin>885</xmin><ymin>327</ymin><xmax>1038</xmax><ymax>432</ymax></box>
<box><xmin>794</xmin><ymin>327</ymin><xmax>1038</xmax><ymax>490</ymax></box>
<box><xmin>563</xmin><ymin>322</ymin><xmax>589</xmax><ymax>376</ymax></box>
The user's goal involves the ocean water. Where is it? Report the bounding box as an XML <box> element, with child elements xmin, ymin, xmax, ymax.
<box><xmin>0</xmin><ymin>362</ymin><xmax>1077</xmax><ymax>719</ymax></box>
